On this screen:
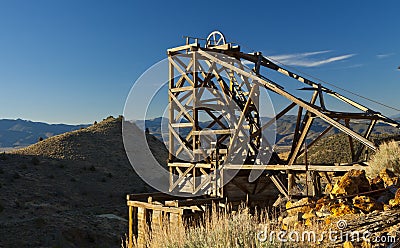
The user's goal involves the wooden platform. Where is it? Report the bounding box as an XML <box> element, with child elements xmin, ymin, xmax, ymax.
<box><xmin>126</xmin><ymin>193</ymin><xmax>223</xmax><ymax>248</ymax></box>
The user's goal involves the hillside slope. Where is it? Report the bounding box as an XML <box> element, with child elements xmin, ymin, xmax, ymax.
<box><xmin>0</xmin><ymin>116</ymin><xmax>168</xmax><ymax>247</ymax></box>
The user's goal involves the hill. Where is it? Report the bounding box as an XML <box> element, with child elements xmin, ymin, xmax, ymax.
<box><xmin>0</xmin><ymin>116</ymin><xmax>168</xmax><ymax>247</ymax></box>
<box><xmin>0</xmin><ymin>119</ymin><xmax>88</xmax><ymax>149</ymax></box>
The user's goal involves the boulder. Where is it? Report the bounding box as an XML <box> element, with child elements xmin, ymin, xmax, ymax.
<box><xmin>331</xmin><ymin>169</ymin><xmax>371</xmax><ymax>196</ymax></box>
<box><xmin>352</xmin><ymin>195</ymin><xmax>383</xmax><ymax>212</ymax></box>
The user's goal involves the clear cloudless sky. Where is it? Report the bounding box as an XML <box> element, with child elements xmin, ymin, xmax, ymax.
<box><xmin>0</xmin><ymin>0</ymin><xmax>399</xmax><ymax>124</ymax></box>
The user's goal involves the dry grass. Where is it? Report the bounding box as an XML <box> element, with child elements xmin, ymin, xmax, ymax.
<box><xmin>367</xmin><ymin>140</ymin><xmax>400</xmax><ymax>177</ymax></box>
<box><xmin>126</xmin><ymin>206</ymin><xmax>329</xmax><ymax>248</ymax></box>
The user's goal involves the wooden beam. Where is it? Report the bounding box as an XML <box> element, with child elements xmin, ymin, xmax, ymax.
<box><xmin>168</xmin><ymin>57</ymin><xmax>195</xmax><ymax>86</ymax></box>
<box><xmin>251</xmin><ymin>102</ymin><xmax>297</xmax><ymax>139</ymax></box>
<box><xmin>192</xmin><ymin>129</ymin><xmax>235</xmax><ymax>135</ymax></box>
<box><xmin>288</xmin><ymin>113</ymin><xmax>314</xmax><ymax>166</ymax></box>
<box><xmin>170</xmin><ymin>163</ymin><xmax>196</xmax><ymax>192</ymax></box>
<box><xmin>297</xmin><ymin>122</ymin><xmax>336</xmax><ymax>157</ymax></box>
<box><xmin>354</xmin><ymin>119</ymin><xmax>377</xmax><ymax>161</ymax></box>
<box><xmin>169</xmin><ymin>91</ymin><xmax>194</xmax><ymax>123</ymax></box>
<box><xmin>170</xmin><ymin>86</ymin><xmax>194</xmax><ymax>93</ymax></box>
<box><xmin>345</xmin><ymin>119</ymin><xmax>356</xmax><ymax>162</ymax></box>
<box><xmin>198</xmin><ymin>50</ymin><xmax>377</xmax><ymax>151</ymax></box>
<box><xmin>223</xmin><ymin>164</ymin><xmax>367</xmax><ymax>172</ymax></box>
<box><xmin>169</xmin><ymin>124</ymin><xmax>194</xmax><ymax>160</ymax></box>
<box><xmin>269</xmin><ymin>175</ymin><xmax>289</xmax><ymax>199</ymax></box>
<box><xmin>167</xmin><ymin>43</ymin><xmax>199</xmax><ymax>54</ymax></box>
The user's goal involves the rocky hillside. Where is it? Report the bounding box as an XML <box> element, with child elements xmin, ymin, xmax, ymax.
<box><xmin>0</xmin><ymin>116</ymin><xmax>168</xmax><ymax>247</ymax></box>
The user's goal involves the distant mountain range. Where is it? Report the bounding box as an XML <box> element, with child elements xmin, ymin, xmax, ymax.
<box><xmin>2</xmin><ymin>115</ymin><xmax>399</xmax><ymax>150</ymax></box>
<box><xmin>137</xmin><ymin>116</ymin><xmax>400</xmax><ymax>149</ymax></box>
<box><xmin>0</xmin><ymin>119</ymin><xmax>88</xmax><ymax>148</ymax></box>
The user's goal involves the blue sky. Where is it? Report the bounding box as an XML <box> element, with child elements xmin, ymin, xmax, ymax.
<box><xmin>0</xmin><ymin>0</ymin><xmax>399</xmax><ymax>124</ymax></box>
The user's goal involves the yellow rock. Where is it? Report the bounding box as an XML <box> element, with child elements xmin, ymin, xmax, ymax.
<box><xmin>325</xmin><ymin>217</ymin><xmax>331</xmax><ymax>225</ymax></box>
<box><xmin>304</xmin><ymin>218</ymin><xmax>313</xmax><ymax>226</ymax></box>
<box><xmin>384</xmin><ymin>204</ymin><xmax>392</xmax><ymax>211</ymax></box>
<box><xmin>379</xmin><ymin>169</ymin><xmax>400</xmax><ymax>187</ymax></box>
<box><xmin>343</xmin><ymin>241</ymin><xmax>354</xmax><ymax>248</ymax></box>
<box><xmin>362</xmin><ymin>239</ymin><xmax>372</xmax><ymax>248</ymax></box>
<box><xmin>353</xmin><ymin>195</ymin><xmax>383</xmax><ymax>212</ymax></box>
<box><xmin>331</xmin><ymin>169</ymin><xmax>371</xmax><ymax>196</ymax></box>
<box><xmin>330</xmin><ymin>202</ymin><xmax>358</xmax><ymax>216</ymax></box>
<box><xmin>302</xmin><ymin>211</ymin><xmax>316</xmax><ymax>220</ymax></box>
<box><xmin>389</xmin><ymin>198</ymin><xmax>400</xmax><ymax>208</ymax></box>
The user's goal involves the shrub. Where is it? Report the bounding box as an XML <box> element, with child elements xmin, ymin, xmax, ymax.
<box><xmin>367</xmin><ymin>140</ymin><xmax>400</xmax><ymax>177</ymax></box>
<box><xmin>0</xmin><ymin>152</ymin><xmax>7</xmax><ymax>160</ymax></box>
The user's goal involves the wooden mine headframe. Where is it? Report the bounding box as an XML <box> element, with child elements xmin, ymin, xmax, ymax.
<box><xmin>167</xmin><ymin>31</ymin><xmax>400</xmax><ymax>199</ymax></box>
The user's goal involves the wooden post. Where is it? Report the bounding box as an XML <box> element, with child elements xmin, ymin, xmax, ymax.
<box><xmin>128</xmin><ymin>205</ymin><xmax>133</xmax><ymax>248</ymax></box>
<box><xmin>137</xmin><ymin>207</ymin><xmax>147</xmax><ymax>248</ymax></box>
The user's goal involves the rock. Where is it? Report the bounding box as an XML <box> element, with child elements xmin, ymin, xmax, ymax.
<box><xmin>369</xmin><ymin>175</ymin><xmax>384</xmax><ymax>190</ymax></box>
<box><xmin>389</xmin><ymin>198</ymin><xmax>400</xmax><ymax>208</ymax></box>
<box><xmin>343</xmin><ymin>241</ymin><xmax>354</xmax><ymax>248</ymax></box>
<box><xmin>315</xmin><ymin>210</ymin><xmax>331</xmax><ymax>218</ymax></box>
<box><xmin>331</xmin><ymin>169</ymin><xmax>371</xmax><ymax>196</ymax></box>
<box><xmin>301</xmin><ymin>211</ymin><xmax>316</xmax><ymax>220</ymax></box>
<box><xmin>395</xmin><ymin>188</ymin><xmax>400</xmax><ymax>199</ymax></box>
<box><xmin>379</xmin><ymin>169</ymin><xmax>400</xmax><ymax>187</ymax></box>
<box><xmin>352</xmin><ymin>195</ymin><xmax>383</xmax><ymax>212</ymax></box>
<box><xmin>383</xmin><ymin>204</ymin><xmax>391</xmax><ymax>211</ymax></box>
<box><xmin>286</xmin><ymin>197</ymin><xmax>314</xmax><ymax>216</ymax></box>
<box><xmin>315</xmin><ymin>196</ymin><xmax>329</xmax><ymax>211</ymax></box>
<box><xmin>389</xmin><ymin>188</ymin><xmax>400</xmax><ymax>207</ymax></box>
<box><xmin>329</xmin><ymin>202</ymin><xmax>358</xmax><ymax>216</ymax></box>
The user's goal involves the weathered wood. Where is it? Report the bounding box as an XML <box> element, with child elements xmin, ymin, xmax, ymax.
<box><xmin>137</xmin><ymin>207</ymin><xmax>146</xmax><ymax>248</ymax></box>
<box><xmin>223</xmin><ymin>164</ymin><xmax>367</xmax><ymax>172</ymax></box>
<box><xmin>167</xmin><ymin>43</ymin><xmax>199</xmax><ymax>54</ymax></box>
<box><xmin>128</xmin><ymin>205</ymin><xmax>133</xmax><ymax>248</ymax></box>
<box><xmin>198</xmin><ymin>50</ymin><xmax>378</xmax><ymax>151</ymax></box>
